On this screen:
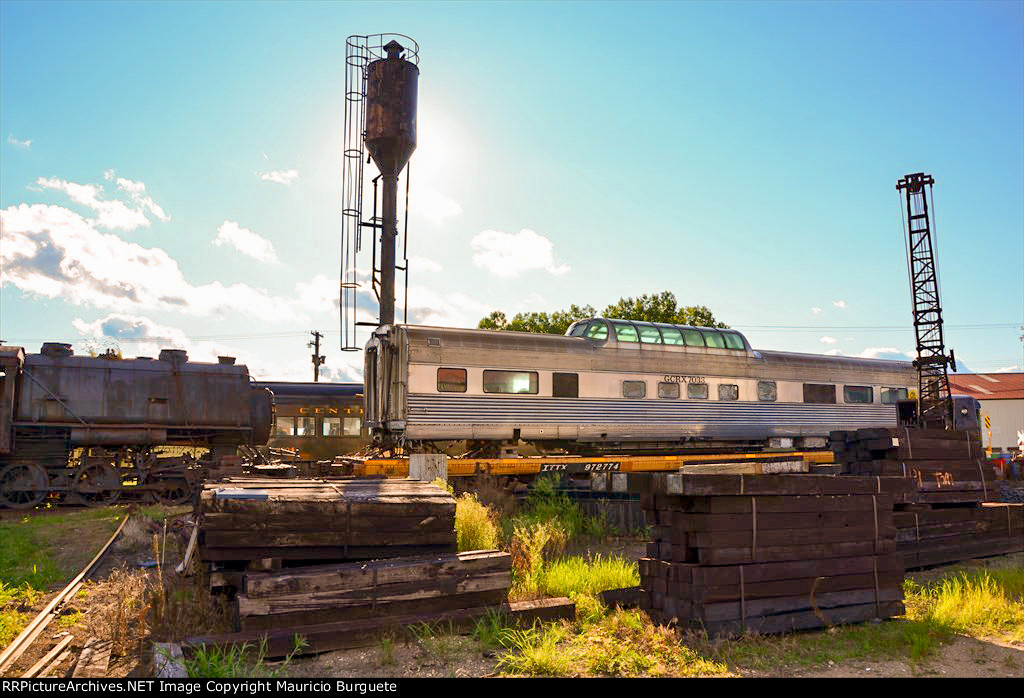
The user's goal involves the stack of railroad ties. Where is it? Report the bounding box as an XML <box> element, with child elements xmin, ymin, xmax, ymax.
<box><xmin>630</xmin><ymin>473</ymin><xmax>911</xmax><ymax>635</ymax></box>
<box><xmin>184</xmin><ymin>477</ymin><xmax>571</xmax><ymax>658</ymax></box>
<box><xmin>831</xmin><ymin>427</ymin><xmax>1024</xmax><ymax>569</ymax></box>
<box><xmin>629</xmin><ymin>427</ymin><xmax>1023</xmax><ymax>636</ymax></box>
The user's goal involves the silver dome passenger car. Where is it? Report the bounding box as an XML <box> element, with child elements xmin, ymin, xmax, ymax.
<box><xmin>364</xmin><ymin>318</ymin><xmax>915</xmax><ymax>452</ymax></box>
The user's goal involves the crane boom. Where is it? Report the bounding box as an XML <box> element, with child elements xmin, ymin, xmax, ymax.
<box><xmin>896</xmin><ymin>172</ymin><xmax>955</xmax><ymax>429</ymax></box>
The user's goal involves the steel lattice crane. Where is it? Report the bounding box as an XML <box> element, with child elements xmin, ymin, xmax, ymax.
<box><xmin>896</xmin><ymin>172</ymin><xmax>956</xmax><ymax>429</ymax></box>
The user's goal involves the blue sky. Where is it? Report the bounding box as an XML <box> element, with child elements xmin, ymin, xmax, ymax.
<box><xmin>2</xmin><ymin>0</ymin><xmax>1022</xmax><ymax>381</ymax></box>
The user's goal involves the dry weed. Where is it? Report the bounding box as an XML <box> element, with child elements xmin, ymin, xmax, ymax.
<box><xmin>113</xmin><ymin>517</ymin><xmax>154</xmax><ymax>555</ymax></box>
<box><xmin>81</xmin><ymin>567</ymin><xmax>151</xmax><ymax>657</ymax></box>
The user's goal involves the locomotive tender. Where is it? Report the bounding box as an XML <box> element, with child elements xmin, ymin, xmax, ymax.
<box><xmin>0</xmin><ymin>342</ymin><xmax>273</xmax><ymax>508</ymax></box>
<box><xmin>364</xmin><ymin>318</ymin><xmax>917</xmax><ymax>452</ymax></box>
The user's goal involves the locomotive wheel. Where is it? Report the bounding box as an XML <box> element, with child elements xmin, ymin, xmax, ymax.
<box><xmin>0</xmin><ymin>463</ymin><xmax>50</xmax><ymax>509</ymax></box>
<box><xmin>154</xmin><ymin>478</ymin><xmax>191</xmax><ymax>506</ymax></box>
<box><xmin>73</xmin><ymin>463</ymin><xmax>121</xmax><ymax>506</ymax></box>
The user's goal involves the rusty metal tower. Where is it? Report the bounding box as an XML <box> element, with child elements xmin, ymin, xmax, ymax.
<box><xmin>897</xmin><ymin>172</ymin><xmax>955</xmax><ymax>429</ymax></box>
<box><xmin>340</xmin><ymin>34</ymin><xmax>418</xmax><ymax>350</ymax></box>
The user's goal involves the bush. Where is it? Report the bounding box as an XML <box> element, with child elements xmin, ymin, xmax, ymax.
<box><xmin>455</xmin><ymin>492</ymin><xmax>501</xmax><ymax>552</ymax></box>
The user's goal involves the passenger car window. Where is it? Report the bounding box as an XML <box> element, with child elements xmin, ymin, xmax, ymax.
<box><xmin>638</xmin><ymin>325</ymin><xmax>663</xmax><ymax>344</ymax></box>
<box><xmin>274</xmin><ymin>417</ymin><xmax>295</xmax><ymax>437</ymax></box>
<box><xmin>701</xmin><ymin>331</ymin><xmax>726</xmax><ymax>349</ymax></box>
<box><xmin>687</xmin><ymin>383</ymin><xmax>709</xmax><ymax>399</ymax></box>
<box><xmin>718</xmin><ymin>384</ymin><xmax>739</xmax><ymax>401</ymax></box>
<box><xmin>296</xmin><ymin>417</ymin><xmax>316</xmax><ymax>437</ymax></box>
<box><xmin>844</xmin><ymin>385</ymin><xmax>873</xmax><ymax>404</ymax></box>
<box><xmin>343</xmin><ymin>417</ymin><xmax>361</xmax><ymax>436</ymax></box>
<box><xmin>323</xmin><ymin>417</ymin><xmax>342</xmax><ymax>437</ymax></box>
<box><xmin>881</xmin><ymin>387</ymin><xmax>909</xmax><ymax>405</ymax></box>
<box><xmin>803</xmin><ymin>384</ymin><xmax>837</xmax><ymax>404</ymax></box>
<box><xmin>483</xmin><ymin>370</ymin><xmax>538</xmax><ymax>394</ymax></box>
<box><xmin>721</xmin><ymin>332</ymin><xmax>746</xmax><ymax>350</ymax></box>
<box><xmin>658</xmin><ymin>326</ymin><xmax>684</xmax><ymax>345</ymax></box>
<box><xmin>437</xmin><ymin>367</ymin><xmax>467</xmax><ymax>393</ymax></box>
<box><xmin>758</xmin><ymin>381</ymin><xmax>777</xmax><ymax>402</ymax></box>
<box><xmin>613</xmin><ymin>323</ymin><xmax>639</xmax><ymax>343</ymax></box>
<box><xmin>681</xmin><ymin>329</ymin><xmax>705</xmax><ymax>347</ymax></box>
<box><xmin>622</xmin><ymin>381</ymin><xmax>646</xmax><ymax>398</ymax></box>
<box><xmin>658</xmin><ymin>382</ymin><xmax>680</xmax><ymax>399</ymax></box>
<box><xmin>585</xmin><ymin>322</ymin><xmax>608</xmax><ymax>340</ymax></box>
<box><xmin>553</xmin><ymin>372</ymin><xmax>579</xmax><ymax>398</ymax></box>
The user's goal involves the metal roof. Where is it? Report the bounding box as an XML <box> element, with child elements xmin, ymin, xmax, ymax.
<box><xmin>949</xmin><ymin>373</ymin><xmax>1024</xmax><ymax>401</ymax></box>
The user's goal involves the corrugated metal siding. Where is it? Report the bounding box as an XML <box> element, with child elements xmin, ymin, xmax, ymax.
<box><xmin>406</xmin><ymin>395</ymin><xmax>896</xmax><ymax>440</ymax></box>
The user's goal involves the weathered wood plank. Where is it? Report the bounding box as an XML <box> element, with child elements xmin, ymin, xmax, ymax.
<box><xmin>684</xmin><ymin>525</ymin><xmax>898</xmax><ymax>548</ymax></box>
<box><xmin>664</xmin><ymin>510</ymin><xmax>893</xmax><ymax>532</ymax></box>
<box><xmin>238</xmin><ymin>571</ymin><xmax>512</xmax><ymax>617</ymax></box>
<box><xmin>71</xmin><ymin>639</ymin><xmax>111</xmax><ymax>679</ymax></box>
<box><xmin>697</xmin><ymin>539</ymin><xmax>896</xmax><ymax>565</ymax></box>
<box><xmin>200</xmin><ymin>543</ymin><xmax>457</xmax><ymax>562</ymax></box>
<box><xmin>670</xmin><ymin>553</ymin><xmax>905</xmax><ymax>586</ymax></box>
<box><xmin>204</xmin><ymin>526</ymin><xmax>455</xmax><ymax>549</ymax></box>
<box><xmin>243</xmin><ymin>550</ymin><xmax>510</xmax><ymax>597</ymax></box>
<box><xmin>694</xmin><ymin>600</ymin><xmax>906</xmax><ymax>636</ymax></box>
<box><xmin>663</xmin><ymin>494</ymin><xmax>890</xmax><ymax>515</ymax></box>
<box><xmin>239</xmin><ymin>589</ymin><xmax>510</xmax><ymax>632</ymax></box>
<box><xmin>693</xmin><ymin>588</ymin><xmax>904</xmax><ymax>623</ymax></box>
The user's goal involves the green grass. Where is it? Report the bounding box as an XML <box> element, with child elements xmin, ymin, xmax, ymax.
<box><xmin>536</xmin><ymin>555</ymin><xmax>639</xmax><ymax>600</ymax></box>
<box><xmin>0</xmin><ymin>508</ymin><xmax>127</xmax><ymax>650</ymax></box>
<box><xmin>0</xmin><ymin>508</ymin><xmax>127</xmax><ymax>589</ymax></box>
<box><xmin>504</xmin><ymin>477</ymin><xmax>589</xmax><ymax>541</ymax></box>
<box><xmin>904</xmin><ymin>568</ymin><xmax>1024</xmax><ymax>643</ymax></box>
<box><xmin>497</xmin><ymin>609</ymin><xmax>732</xmax><ymax>677</ymax></box>
<box><xmin>183</xmin><ymin>636</ymin><xmax>306</xmax><ymax>678</ymax></box>
<box><xmin>455</xmin><ymin>492</ymin><xmax>501</xmax><ymax>552</ymax></box>
<box><xmin>690</xmin><ymin>565</ymin><xmax>1024</xmax><ymax>674</ymax></box>
<box><xmin>0</xmin><ymin>581</ymin><xmax>44</xmax><ymax>647</ymax></box>
<box><xmin>0</xmin><ymin>518</ymin><xmax>68</xmax><ymax>590</ymax></box>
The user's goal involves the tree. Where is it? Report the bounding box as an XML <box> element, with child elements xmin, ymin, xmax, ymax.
<box><xmin>602</xmin><ymin>291</ymin><xmax>728</xmax><ymax>329</ymax></box>
<box><xmin>476</xmin><ymin>292</ymin><xmax>727</xmax><ymax>334</ymax></box>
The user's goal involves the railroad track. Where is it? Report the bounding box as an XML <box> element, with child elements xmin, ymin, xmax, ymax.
<box><xmin>0</xmin><ymin>515</ymin><xmax>131</xmax><ymax>678</ymax></box>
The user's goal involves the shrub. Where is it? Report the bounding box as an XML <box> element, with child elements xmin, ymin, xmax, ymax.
<box><xmin>455</xmin><ymin>492</ymin><xmax>501</xmax><ymax>552</ymax></box>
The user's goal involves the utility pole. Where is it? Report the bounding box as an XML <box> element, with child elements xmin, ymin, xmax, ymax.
<box><xmin>309</xmin><ymin>331</ymin><xmax>325</xmax><ymax>382</ymax></box>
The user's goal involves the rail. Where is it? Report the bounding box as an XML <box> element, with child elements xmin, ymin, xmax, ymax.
<box><xmin>0</xmin><ymin>514</ymin><xmax>131</xmax><ymax>675</ymax></box>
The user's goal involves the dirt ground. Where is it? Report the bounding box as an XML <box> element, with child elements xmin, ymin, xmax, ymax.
<box><xmin>4</xmin><ymin>508</ymin><xmax>1022</xmax><ymax>679</ymax></box>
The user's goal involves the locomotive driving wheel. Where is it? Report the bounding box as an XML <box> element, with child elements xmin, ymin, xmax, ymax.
<box><xmin>153</xmin><ymin>478</ymin><xmax>191</xmax><ymax>506</ymax></box>
<box><xmin>72</xmin><ymin>463</ymin><xmax>121</xmax><ymax>506</ymax></box>
<box><xmin>0</xmin><ymin>463</ymin><xmax>50</xmax><ymax>509</ymax></box>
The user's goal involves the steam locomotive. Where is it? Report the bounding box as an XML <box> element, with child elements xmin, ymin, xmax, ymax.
<box><xmin>0</xmin><ymin>342</ymin><xmax>273</xmax><ymax>508</ymax></box>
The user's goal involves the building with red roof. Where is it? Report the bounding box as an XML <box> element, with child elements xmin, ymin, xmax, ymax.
<box><xmin>949</xmin><ymin>373</ymin><xmax>1024</xmax><ymax>453</ymax></box>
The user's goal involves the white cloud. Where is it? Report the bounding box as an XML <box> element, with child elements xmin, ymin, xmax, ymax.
<box><xmin>401</xmin><ymin>285</ymin><xmax>494</xmax><ymax>328</ymax></box>
<box><xmin>296</xmin><ymin>272</ymin><xmax>381</xmax><ymax>328</ymax></box>
<box><xmin>214</xmin><ymin>220</ymin><xmax>280</xmax><ymax>264</ymax></box>
<box><xmin>7</xmin><ymin>134</ymin><xmax>31</xmax><ymax>149</ymax></box>
<box><xmin>470</xmin><ymin>228</ymin><xmax>570</xmax><ymax>278</ymax></box>
<box><xmin>73</xmin><ymin>313</ymin><xmax>190</xmax><ymax>347</ymax></box>
<box><xmin>258</xmin><ymin>169</ymin><xmax>299</xmax><ymax>185</ymax></box>
<box><xmin>35</xmin><ymin>173</ymin><xmax>169</xmax><ymax>230</ymax></box>
<box><xmin>70</xmin><ymin>311</ymin><xmax>368</xmax><ymax>382</ymax></box>
<box><xmin>810</xmin><ymin>307</ymin><xmax>822</xmax><ymax>315</ymax></box>
<box><xmin>994</xmin><ymin>365</ymin><xmax>1021</xmax><ymax>373</ymax></box>
<box><xmin>408</xmin><ymin>185</ymin><xmax>462</xmax><ymax>226</ymax></box>
<box><xmin>116</xmin><ymin>176</ymin><xmax>169</xmax><ymax>222</ymax></box>
<box><xmin>71</xmin><ymin>312</ymin><xmax>293</xmax><ymax>378</ymax></box>
<box><xmin>408</xmin><ymin>255</ymin><xmax>442</xmax><ymax>272</ymax></box>
<box><xmin>1</xmin><ymin>203</ymin><xmax>298</xmax><ymax>321</ymax></box>
<box><xmin>833</xmin><ymin>300</ymin><xmax>847</xmax><ymax>309</ymax></box>
<box><xmin>824</xmin><ymin>346</ymin><xmax>913</xmax><ymax>362</ymax></box>
<box><xmin>819</xmin><ymin>336</ymin><xmax>838</xmax><ymax>345</ymax></box>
